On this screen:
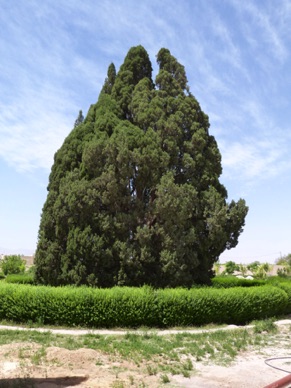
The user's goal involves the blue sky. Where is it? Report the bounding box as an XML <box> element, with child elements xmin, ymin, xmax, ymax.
<box><xmin>1</xmin><ymin>0</ymin><xmax>290</xmax><ymax>263</ymax></box>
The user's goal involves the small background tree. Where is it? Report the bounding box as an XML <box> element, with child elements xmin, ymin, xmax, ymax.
<box><xmin>223</xmin><ymin>261</ymin><xmax>239</xmax><ymax>275</ymax></box>
<box><xmin>253</xmin><ymin>263</ymin><xmax>270</xmax><ymax>279</ymax></box>
<box><xmin>247</xmin><ymin>261</ymin><xmax>260</xmax><ymax>272</ymax></box>
<box><xmin>1</xmin><ymin>255</ymin><xmax>26</xmax><ymax>275</ymax></box>
<box><xmin>276</xmin><ymin>253</ymin><xmax>291</xmax><ymax>277</ymax></box>
<box><xmin>239</xmin><ymin>264</ymin><xmax>247</xmax><ymax>277</ymax></box>
<box><xmin>276</xmin><ymin>253</ymin><xmax>291</xmax><ymax>267</ymax></box>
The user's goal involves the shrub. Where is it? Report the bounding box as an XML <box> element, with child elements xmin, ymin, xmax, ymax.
<box><xmin>26</xmin><ymin>265</ymin><xmax>35</xmax><ymax>275</ymax></box>
<box><xmin>277</xmin><ymin>267</ymin><xmax>291</xmax><ymax>277</ymax></box>
<box><xmin>1</xmin><ymin>255</ymin><xmax>25</xmax><ymax>275</ymax></box>
<box><xmin>222</xmin><ymin>261</ymin><xmax>239</xmax><ymax>275</ymax></box>
<box><xmin>247</xmin><ymin>261</ymin><xmax>260</xmax><ymax>271</ymax></box>
<box><xmin>274</xmin><ymin>283</ymin><xmax>291</xmax><ymax>314</ymax></box>
<box><xmin>155</xmin><ymin>286</ymin><xmax>287</xmax><ymax>326</ymax></box>
<box><xmin>219</xmin><ymin>286</ymin><xmax>287</xmax><ymax>324</ymax></box>
<box><xmin>0</xmin><ymin>284</ymin><xmax>157</xmax><ymax>327</ymax></box>
<box><xmin>265</xmin><ymin>276</ymin><xmax>291</xmax><ymax>285</ymax></box>
<box><xmin>0</xmin><ymin>284</ymin><xmax>287</xmax><ymax>328</ymax></box>
<box><xmin>5</xmin><ymin>274</ymin><xmax>34</xmax><ymax>285</ymax></box>
<box><xmin>211</xmin><ymin>276</ymin><xmax>265</xmax><ymax>288</ymax></box>
<box><xmin>253</xmin><ymin>264</ymin><xmax>270</xmax><ymax>279</ymax></box>
<box><xmin>276</xmin><ymin>253</ymin><xmax>291</xmax><ymax>267</ymax></box>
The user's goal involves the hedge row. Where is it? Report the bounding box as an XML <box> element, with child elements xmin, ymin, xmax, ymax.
<box><xmin>262</xmin><ymin>278</ymin><xmax>291</xmax><ymax>314</ymax></box>
<box><xmin>5</xmin><ymin>274</ymin><xmax>34</xmax><ymax>285</ymax></box>
<box><xmin>0</xmin><ymin>284</ymin><xmax>288</xmax><ymax>328</ymax></box>
<box><xmin>211</xmin><ymin>276</ymin><xmax>266</xmax><ymax>288</ymax></box>
<box><xmin>275</xmin><ymin>283</ymin><xmax>291</xmax><ymax>314</ymax></box>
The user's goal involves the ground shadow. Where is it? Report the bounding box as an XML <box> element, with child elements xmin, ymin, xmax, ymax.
<box><xmin>0</xmin><ymin>375</ymin><xmax>88</xmax><ymax>387</ymax></box>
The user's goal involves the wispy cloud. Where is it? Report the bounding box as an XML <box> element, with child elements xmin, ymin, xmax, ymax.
<box><xmin>218</xmin><ymin>94</ymin><xmax>291</xmax><ymax>184</ymax></box>
<box><xmin>0</xmin><ymin>1</ymin><xmax>108</xmax><ymax>172</ymax></box>
<box><xmin>228</xmin><ymin>0</ymin><xmax>289</xmax><ymax>64</ymax></box>
<box><xmin>0</xmin><ymin>0</ymin><xmax>290</xmax><ymax>189</ymax></box>
<box><xmin>0</xmin><ymin>83</ymin><xmax>75</xmax><ymax>171</ymax></box>
<box><xmin>220</xmin><ymin>136</ymin><xmax>289</xmax><ymax>180</ymax></box>
<box><xmin>1</xmin><ymin>0</ymin><xmax>291</xmax><ymax>257</ymax></box>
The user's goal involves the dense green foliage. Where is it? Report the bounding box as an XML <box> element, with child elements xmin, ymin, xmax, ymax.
<box><xmin>265</xmin><ymin>276</ymin><xmax>291</xmax><ymax>284</ymax></box>
<box><xmin>276</xmin><ymin>283</ymin><xmax>291</xmax><ymax>313</ymax></box>
<box><xmin>74</xmin><ymin>110</ymin><xmax>84</xmax><ymax>128</ymax></box>
<box><xmin>5</xmin><ymin>273</ymin><xmax>35</xmax><ymax>284</ymax></box>
<box><xmin>276</xmin><ymin>253</ymin><xmax>291</xmax><ymax>267</ymax></box>
<box><xmin>0</xmin><ymin>255</ymin><xmax>25</xmax><ymax>275</ymax></box>
<box><xmin>211</xmin><ymin>276</ymin><xmax>265</xmax><ymax>288</ymax></box>
<box><xmin>276</xmin><ymin>254</ymin><xmax>291</xmax><ymax>277</ymax></box>
<box><xmin>0</xmin><ymin>283</ymin><xmax>287</xmax><ymax>327</ymax></box>
<box><xmin>247</xmin><ymin>261</ymin><xmax>261</xmax><ymax>271</ymax></box>
<box><xmin>35</xmin><ymin>45</ymin><xmax>248</xmax><ymax>287</ymax></box>
<box><xmin>264</xmin><ymin>278</ymin><xmax>291</xmax><ymax>313</ymax></box>
<box><xmin>222</xmin><ymin>261</ymin><xmax>239</xmax><ymax>275</ymax></box>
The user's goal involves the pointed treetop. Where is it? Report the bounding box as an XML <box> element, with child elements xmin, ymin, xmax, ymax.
<box><xmin>156</xmin><ymin>48</ymin><xmax>188</xmax><ymax>92</ymax></box>
<box><xmin>120</xmin><ymin>45</ymin><xmax>153</xmax><ymax>85</ymax></box>
<box><xmin>74</xmin><ymin>110</ymin><xmax>84</xmax><ymax>128</ymax></box>
<box><xmin>101</xmin><ymin>63</ymin><xmax>116</xmax><ymax>95</ymax></box>
<box><xmin>112</xmin><ymin>45</ymin><xmax>154</xmax><ymax>119</ymax></box>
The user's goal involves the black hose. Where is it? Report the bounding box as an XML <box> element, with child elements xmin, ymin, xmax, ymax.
<box><xmin>265</xmin><ymin>357</ymin><xmax>291</xmax><ymax>374</ymax></box>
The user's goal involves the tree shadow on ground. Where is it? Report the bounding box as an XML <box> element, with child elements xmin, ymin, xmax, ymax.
<box><xmin>0</xmin><ymin>375</ymin><xmax>88</xmax><ymax>387</ymax></box>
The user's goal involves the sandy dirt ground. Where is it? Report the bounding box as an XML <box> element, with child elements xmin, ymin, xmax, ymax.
<box><xmin>0</xmin><ymin>321</ymin><xmax>290</xmax><ymax>388</ymax></box>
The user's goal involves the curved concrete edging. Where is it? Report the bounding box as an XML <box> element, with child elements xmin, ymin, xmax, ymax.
<box><xmin>0</xmin><ymin>319</ymin><xmax>290</xmax><ymax>336</ymax></box>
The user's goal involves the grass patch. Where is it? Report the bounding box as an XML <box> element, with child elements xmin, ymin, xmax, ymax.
<box><xmin>31</xmin><ymin>346</ymin><xmax>46</xmax><ymax>365</ymax></box>
<box><xmin>0</xmin><ymin>316</ymin><xmax>289</xmax><ymax>383</ymax></box>
<box><xmin>252</xmin><ymin>318</ymin><xmax>278</xmax><ymax>334</ymax></box>
<box><xmin>0</xmin><ymin>323</ymin><xmax>283</xmax><ymax>376</ymax></box>
<box><xmin>0</xmin><ymin>329</ymin><xmax>55</xmax><ymax>347</ymax></box>
<box><xmin>160</xmin><ymin>374</ymin><xmax>170</xmax><ymax>383</ymax></box>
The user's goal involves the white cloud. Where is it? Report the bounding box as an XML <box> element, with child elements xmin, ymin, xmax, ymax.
<box><xmin>216</xmin><ymin>92</ymin><xmax>291</xmax><ymax>184</ymax></box>
<box><xmin>0</xmin><ymin>0</ymin><xmax>290</xmax><ymax>258</ymax></box>
<box><xmin>0</xmin><ymin>1</ymin><xmax>108</xmax><ymax>172</ymax></box>
<box><xmin>219</xmin><ymin>125</ymin><xmax>291</xmax><ymax>184</ymax></box>
<box><xmin>229</xmin><ymin>0</ymin><xmax>289</xmax><ymax>63</ymax></box>
<box><xmin>0</xmin><ymin>84</ymin><xmax>74</xmax><ymax>172</ymax></box>
<box><xmin>0</xmin><ymin>0</ymin><xmax>290</xmax><ymax>188</ymax></box>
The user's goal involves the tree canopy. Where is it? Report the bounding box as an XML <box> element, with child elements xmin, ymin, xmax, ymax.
<box><xmin>276</xmin><ymin>253</ymin><xmax>291</xmax><ymax>267</ymax></box>
<box><xmin>35</xmin><ymin>45</ymin><xmax>248</xmax><ymax>287</ymax></box>
<box><xmin>1</xmin><ymin>255</ymin><xmax>25</xmax><ymax>275</ymax></box>
<box><xmin>74</xmin><ymin>110</ymin><xmax>84</xmax><ymax>128</ymax></box>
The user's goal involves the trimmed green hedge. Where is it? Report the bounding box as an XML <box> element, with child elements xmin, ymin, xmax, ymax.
<box><xmin>5</xmin><ymin>274</ymin><xmax>34</xmax><ymax>285</ymax></box>
<box><xmin>263</xmin><ymin>278</ymin><xmax>291</xmax><ymax>314</ymax></box>
<box><xmin>0</xmin><ymin>284</ymin><xmax>288</xmax><ymax>328</ymax></box>
<box><xmin>211</xmin><ymin>276</ymin><xmax>266</xmax><ymax>288</ymax></box>
<box><xmin>275</xmin><ymin>283</ymin><xmax>291</xmax><ymax>314</ymax></box>
<box><xmin>154</xmin><ymin>286</ymin><xmax>288</xmax><ymax>326</ymax></box>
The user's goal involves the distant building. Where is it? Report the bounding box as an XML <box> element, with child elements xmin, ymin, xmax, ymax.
<box><xmin>22</xmin><ymin>255</ymin><xmax>34</xmax><ymax>267</ymax></box>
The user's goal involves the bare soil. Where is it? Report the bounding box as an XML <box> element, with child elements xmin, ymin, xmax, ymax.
<box><xmin>0</xmin><ymin>322</ymin><xmax>291</xmax><ymax>387</ymax></box>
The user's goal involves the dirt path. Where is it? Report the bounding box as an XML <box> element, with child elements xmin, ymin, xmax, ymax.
<box><xmin>0</xmin><ymin>320</ymin><xmax>290</xmax><ymax>387</ymax></box>
<box><xmin>0</xmin><ymin>319</ymin><xmax>290</xmax><ymax>335</ymax></box>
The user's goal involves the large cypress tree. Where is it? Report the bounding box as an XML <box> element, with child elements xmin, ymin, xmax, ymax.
<box><xmin>35</xmin><ymin>45</ymin><xmax>248</xmax><ymax>287</ymax></box>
